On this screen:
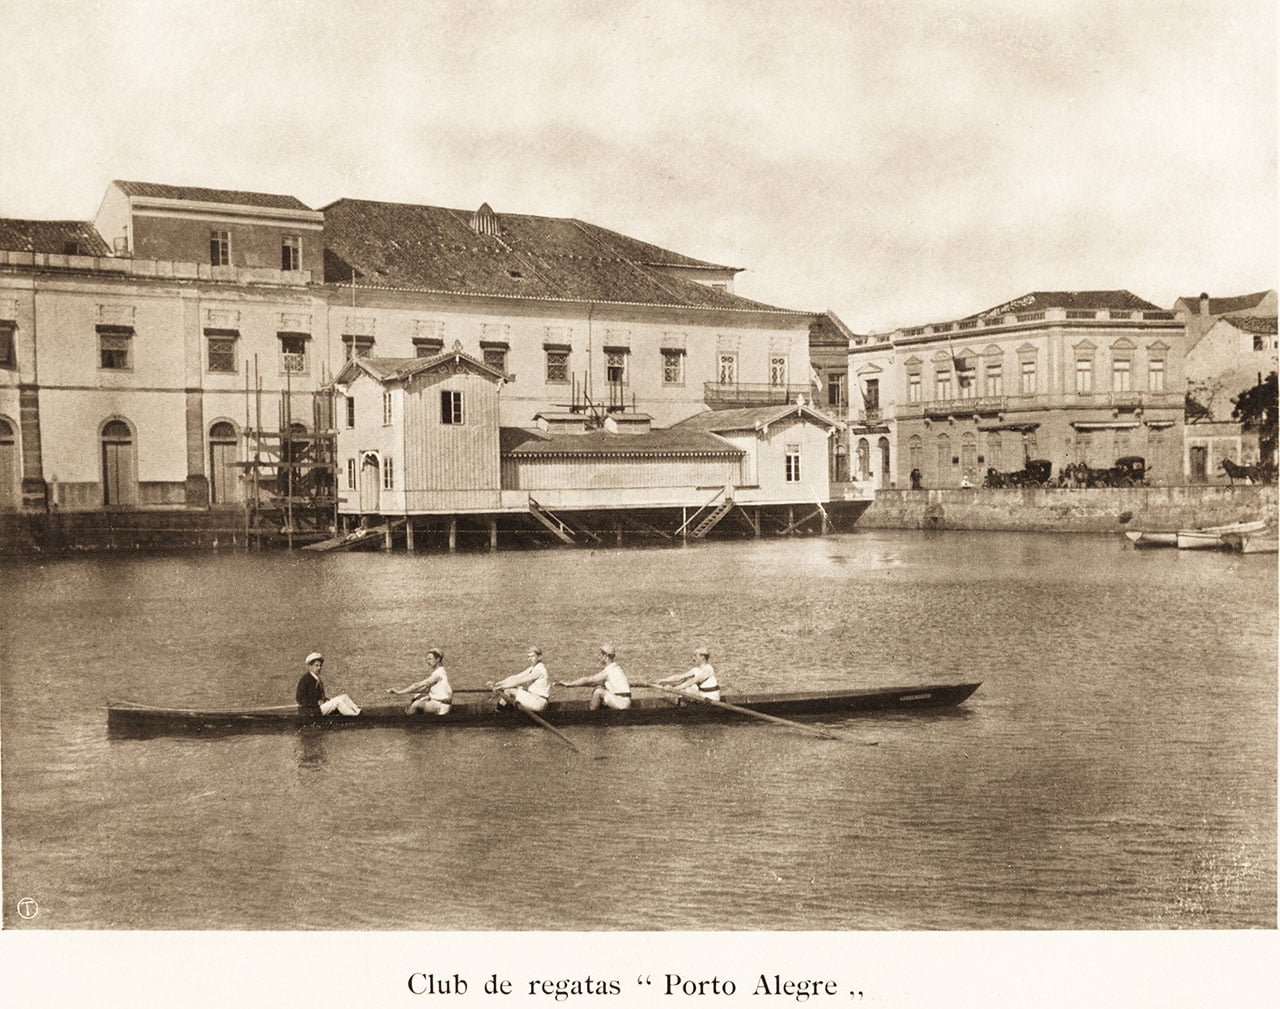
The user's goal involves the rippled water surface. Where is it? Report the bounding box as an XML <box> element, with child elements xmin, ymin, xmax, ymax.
<box><xmin>1</xmin><ymin>532</ymin><xmax>1275</xmax><ymax>929</ymax></box>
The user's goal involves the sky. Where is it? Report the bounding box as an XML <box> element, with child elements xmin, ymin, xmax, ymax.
<box><xmin>0</xmin><ymin>0</ymin><xmax>1274</xmax><ymax>332</ymax></box>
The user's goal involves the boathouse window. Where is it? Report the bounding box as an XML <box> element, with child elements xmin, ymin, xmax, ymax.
<box><xmin>1075</xmin><ymin>358</ymin><xmax>1094</xmax><ymax>393</ymax></box>
<box><xmin>769</xmin><ymin>356</ymin><xmax>788</xmax><ymax>386</ymax></box>
<box><xmin>908</xmin><ymin>373</ymin><xmax>921</xmax><ymax>403</ymax></box>
<box><xmin>346</xmin><ymin>396</ymin><xmax>355</xmax><ymax>428</ymax></box>
<box><xmin>0</xmin><ymin>323</ymin><xmax>16</xmax><ymax>368</ymax></box>
<box><xmin>210</xmin><ymin>230</ymin><xmax>230</xmax><ymax>266</ymax></box>
<box><xmin>97</xmin><ymin>325</ymin><xmax>133</xmax><ymax>370</ymax></box>
<box><xmin>784</xmin><ymin>444</ymin><xmax>801</xmax><ymax>483</ymax></box>
<box><xmin>985</xmin><ymin>362</ymin><xmax>1002</xmax><ymax>397</ymax></box>
<box><xmin>545</xmin><ymin>348</ymin><xmax>569</xmax><ymax>384</ymax></box>
<box><xmin>1112</xmin><ymin>358</ymin><xmax>1132</xmax><ymax>392</ymax></box>
<box><xmin>383</xmin><ymin>456</ymin><xmax>395</xmax><ymax>490</ymax></box>
<box><xmin>441</xmin><ymin>390</ymin><xmax>464</xmax><ymax>425</ymax></box>
<box><xmin>1148</xmin><ymin>358</ymin><xmax>1165</xmax><ymax>392</ymax></box>
<box><xmin>346</xmin><ymin>458</ymin><xmax>356</xmax><ymax>490</ymax></box>
<box><xmin>281</xmin><ymin>235</ymin><xmax>301</xmax><ymax>272</ymax></box>
<box><xmin>382</xmin><ymin>391</ymin><xmax>393</xmax><ymax>426</ymax></box>
<box><xmin>718</xmin><ymin>353</ymin><xmax>737</xmax><ymax>385</ymax></box>
<box><xmin>278</xmin><ymin>332</ymin><xmax>309</xmax><ymax>374</ymax></box>
<box><xmin>1020</xmin><ymin>360</ymin><xmax>1036</xmax><ymax>394</ymax></box>
<box><xmin>205</xmin><ymin>329</ymin><xmax>237</xmax><ymax>373</ymax></box>
<box><xmin>661</xmin><ymin>348</ymin><xmax>685</xmax><ymax>386</ymax></box>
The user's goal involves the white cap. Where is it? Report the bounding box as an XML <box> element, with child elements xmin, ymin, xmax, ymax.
<box><xmin>305</xmin><ymin>652</ymin><xmax>324</xmax><ymax>665</ymax></box>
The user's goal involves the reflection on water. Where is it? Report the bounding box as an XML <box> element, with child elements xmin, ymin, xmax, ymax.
<box><xmin>1</xmin><ymin>532</ymin><xmax>1275</xmax><ymax>929</ymax></box>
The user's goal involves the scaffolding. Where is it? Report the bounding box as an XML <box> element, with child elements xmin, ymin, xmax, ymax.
<box><xmin>240</xmin><ymin>356</ymin><xmax>338</xmax><ymax>549</ymax></box>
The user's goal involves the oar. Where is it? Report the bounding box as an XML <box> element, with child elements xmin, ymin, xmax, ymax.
<box><xmin>634</xmin><ymin>680</ymin><xmax>872</xmax><ymax>744</ymax></box>
<box><xmin>490</xmin><ymin>688</ymin><xmax>606</xmax><ymax>760</ymax></box>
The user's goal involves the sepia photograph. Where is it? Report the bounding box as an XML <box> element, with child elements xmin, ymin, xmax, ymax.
<box><xmin>1</xmin><ymin>0</ymin><xmax>1275</xmax><ymax>1005</ymax></box>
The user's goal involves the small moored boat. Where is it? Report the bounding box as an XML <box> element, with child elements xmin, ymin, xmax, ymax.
<box><xmin>1124</xmin><ymin>530</ymin><xmax>1177</xmax><ymax>548</ymax></box>
<box><xmin>1175</xmin><ymin>519</ymin><xmax>1268</xmax><ymax>550</ymax></box>
<box><xmin>108</xmin><ymin>683</ymin><xmax>981</xmax><ymax>738</ymax></box>
<box><xmin>1220</xmin><ymin>531</ymin><xmax>1279</xmax><ymax>554</ymax></box>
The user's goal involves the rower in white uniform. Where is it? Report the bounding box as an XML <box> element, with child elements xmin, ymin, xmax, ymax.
<box><xmin>557</xmin><ymin>644</ymin><xmax>631</xmax><ymax>710</ymax></box>
<box><xmin>387</xmin><ymin>647</ymin><xmax>453</xmax><ymax>715</ymax></box>
<box><xmin>656</xmin><ymin>646</ymin><xmax>720</xmax><ymax>702</ymax></box>
<box><xmin>492</xmin><ymin>647</ymin><xmax>552</xmax><ymax>712</ymax></box>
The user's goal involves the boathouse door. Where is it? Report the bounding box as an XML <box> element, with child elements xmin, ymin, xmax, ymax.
<box><xmin>0</xmin><ymin>418</ymin><xmax>16</xmax><ymax>510</ymax></box>
<box><xmin>360</xmin><ymin>453</ymin><xmax>381</xmax><ymax>513</ymax></box>
<box><xmin>101</xmin><ymin>420</ymin><xmax>138</xmax><ymax>506</ymax></box>
<box><xmin>208</xmin><ymin>421</ymin><xmax>242</xmax><ymax>504</ymax></box>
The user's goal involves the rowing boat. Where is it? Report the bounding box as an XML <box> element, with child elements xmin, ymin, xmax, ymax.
<box><xmin>107</xmin><ymin>682</ymin><xmax>981</xmax><ymax>737</ymax></box>
<box><xmin>1176</xmin><ymin>519</ymin><xmax>1268</xmax><ymax>550</ymax></box>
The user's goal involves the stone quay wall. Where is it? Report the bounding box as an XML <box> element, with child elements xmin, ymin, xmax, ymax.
<box><xmin>858</xmin><ymin>485</ymin><xmax>1277</xmax><ymax>533</ymax></box>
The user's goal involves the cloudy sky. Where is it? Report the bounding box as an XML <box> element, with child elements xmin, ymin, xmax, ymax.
<box><xmin>1</xmin><ymin>0</ymin><xmax>1274</xmax><ymax>331</ymax></box>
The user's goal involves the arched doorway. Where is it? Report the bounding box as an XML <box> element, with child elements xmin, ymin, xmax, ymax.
<box><xmin>0</xmin><ymin>418</ymin><xmax>17</xmax><ymax>511</ymax></box>
<box><xmin>878</xmin><ymin>437</ymin><xmax>891</xmax><ymax>488</ymax></box>
<box><xmin>360</xmin><ymin>452</ymin><xmax>381</xmax><ymax>513</ymax></box>
<box><xmin>101</xmin><ymin>419</ymin><xmax>138</xmax><ymax>506</ymax></box>
<box><xmin>961</xmin><ymin>432</ymin><xmax>977</xmax><ymax>483</ymax></box>
<box><xmin>208</xmin><ymin>421</ymin><xmax>242</xmax><ymax>505</ymax></box>
<box><xmin>856</xmin><ymin>438</ymin><xmax>870</xmax><ymax>480</ymax></box>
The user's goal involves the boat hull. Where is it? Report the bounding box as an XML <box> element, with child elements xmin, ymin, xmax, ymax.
<box><xmin>108</xmin><ymin>683</ymin><xmax>981</xmax><ymax>738</ymax></box>
<box><xmin>1125</xmin><ymin>531</ymin><xmax>1177</xmax><ymax>547</ymax></box>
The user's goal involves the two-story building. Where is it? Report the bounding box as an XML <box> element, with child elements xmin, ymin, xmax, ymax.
<box><xmin>849</xmin><ymin>291</ymin><xmax>1186</xmax><ymax>488</ymax></box>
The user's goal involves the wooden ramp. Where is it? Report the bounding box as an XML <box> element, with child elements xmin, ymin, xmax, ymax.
<box><xmin>301</xmin><ymin>522</ymin><xmax>397</xmax><ymax>552</ymax></box>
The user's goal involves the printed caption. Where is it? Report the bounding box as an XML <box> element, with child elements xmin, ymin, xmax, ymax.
<box><xmin>407</xmin><ymin>973</ymin><xmax>865</xmax><ymax>1002</ymax></box>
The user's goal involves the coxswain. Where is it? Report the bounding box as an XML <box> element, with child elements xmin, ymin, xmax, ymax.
<box><xmin>295</xmin><ymin>652</ymin><xmax>361</xmax><ymax>716</ymax></box>
<box><xmin>492</xmin><ymin>647</ymin><xmax>551</xmax><ymax>712</ymax></box>
<box><xmin>556</xmin><ymin>644</ymin><xmax>631</xmax><ymax>710</ymax></box>
<box><xmin>387</xmin><ymin>647</ymin><xmax>452</xmax><ymax>715</ymax></box>
<box><xmin>656</xmin><ymin>646</ymin><xmax>720</xmax><ymax>702</ymax></box>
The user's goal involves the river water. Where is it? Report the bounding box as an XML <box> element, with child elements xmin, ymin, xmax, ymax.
<box><xmin>0</xmin><ymin>532</ymin><xmax>1274</xmax><ymax>930</ymax></box>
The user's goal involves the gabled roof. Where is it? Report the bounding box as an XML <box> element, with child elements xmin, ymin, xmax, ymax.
<box><xmin>1218</xmin><ymin>314</ymin><xmax>1278</xmax><ymax>335</ymax></box>
<box><xmin>321</xmin><ymin>198</ymin><xmax>801</xmax><ymax>313</ymax></box>
<box><xmin>674</xmin><ymin>402</ymin><xmax>843</xmax><ymax>433</ymax></box>
<box><xmin>503</xmin><ymin>427</ymin><xmax>743</xmax><ymax>458</ymax></box>
<box><xmin>334</xmin><ymin>345</ymin><xmax>505</xmax><ymax>385</ymax></box>
<box><xmin>0</xmin><ymin>219</ymin><xmax>110</xmax><ymax>255</ymax></box>
<box><xmin>1177</xmin><ymin>291</ymin><xmax>1274</xmax><ymax>315</ymax></box>
<box><xmin>969</xmin><ymin>290</ymin><xmax>1162</xmax><ymax>319</ymax></box>
<box><xmin>112</xmin><ymin>180</ymin><xmax>313</xmax><ymax>211</ymax></box>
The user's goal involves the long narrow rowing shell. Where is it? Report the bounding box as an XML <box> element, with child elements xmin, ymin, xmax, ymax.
<box><xmin>107</xmin><ymin>683</ymin><xmax>981</xmax><ymax>738</ymax></box>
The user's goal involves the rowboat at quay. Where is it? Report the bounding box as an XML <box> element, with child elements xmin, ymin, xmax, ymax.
<box><xmin>107</xmin><ymin>682</ymin><xmax>981</xmax><ymax>738</ymax></box>
<box><xmin>1175</xmin><ymin>519</ymin><xmax>1268</xmax><ymax>550</ymax></box>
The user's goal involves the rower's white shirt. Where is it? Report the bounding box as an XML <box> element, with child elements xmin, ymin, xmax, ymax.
<box><xmin>601</xmin><ymin>661</ymin><xmax>629</xmax><ymax>695</ymax></box>
<box><xmin>519</xmin><ymin>662</ymin><xmax>551</xmax><ymax>698</ymax></box>
<box><xmin>423</xmin><ymin>668</ymin><xmax>452</xmax><ymax>702</ymax></box>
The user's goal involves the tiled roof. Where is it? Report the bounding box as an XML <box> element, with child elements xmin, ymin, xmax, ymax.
<box><xmin>503</xmin><ymin>427</ymin><xmax>742</xmax><ymax>457</ymax></box>
<box><xmin>321</xmin><ymin>198</ymin><xmax>800</xmax><ymax>312</ymax></box>
<box><xmin>1179</xmin><ymin>291</ymin><xmax>1273</xmax><ymax>315</ymax></box>
<box><xmin>1221</xmin><ymin>314</ymin><xmax>1278</xmax><ymax>335</ymax></box>
<box><xmin>969</xmin><ymin>290</ymin><xmax>1163</xmax><ymax>318</ymax></box>
<box><xmin>0</xmin><ymin>219</ymin><xmax>110</xmax><ymax>255</ymax></box>
<box><xmin>337</xmin><ymin>350</ymin><xmax>503</xmax><ymax>384</ymax></box>
<box><xmin>674</xmin><ymin>402</ymin><xmax>842</xmax><ymax>432</ymax></box>
<box><xmin>113</xmin><ymin>180</ymin><xmax>313</xmax><ymax>211</ymax></box>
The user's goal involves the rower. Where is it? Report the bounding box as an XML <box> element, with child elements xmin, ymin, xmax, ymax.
<box><xmin>557</xmin><ymin>644</ymin><xmax>631</xmax><ymax>710</ymax></box>
<box><xmin>387</xmin><ymin>647</ymin><xmax>452</xmax><ymax>715</ymax></box>
<box><xmin>295</xmin><ymin>652</ymin><xmax>361</xmax><ymax>716</ymax></box>
<box><xmin>655</xmin><ymin>647</ymin><xmax>720</xmax><ymax>702</ymax></box>
<box><xmin>492</xmin><ymin>647</ymin><xmax>551</xmax><ymax>712</ymax></box>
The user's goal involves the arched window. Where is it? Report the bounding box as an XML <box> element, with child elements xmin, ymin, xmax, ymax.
<box><xmin>961</xmin><ymin>432</ymin><xmax>977</xmax><ymax>479</ymax></box>
<box><xmin>0</xmin><ymin>418</ymin><xmax>18</xmax><ymax>511</ymax></box>
<box><xmin>856</xmin><ymin>438</ymin><xmax>870</xmax><ymax>480</ymax></box>
<box><xmin>877</xmin><ymin>436</ymin><xmax>891</xmax><ymax>488</ymax></box>
<box><xmin>101</xmin><ymin>419</ymin><xmax>137</xmax><ymax>506</ymax></box>
<box><xmin>208</xmin><ymin>421</ymin><xmax>241</xmax><ymax>505</ymax></box>
<box><xmin>908</xmin><ymin>434</ymin><xmax>922</xmax><ymax>474</ymax></box>
<box><xmin>936</xmin><ymin>433</ymin><xmax>951</xmax><ymax>479</ymax></box>
<box><xmin>987</xmin><ymin>432</ymin><xmax>1002</xmax><ymax>472</ymax></box>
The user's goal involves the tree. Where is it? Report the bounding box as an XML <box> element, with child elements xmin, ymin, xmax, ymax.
<box><xmin>1232</xmin><ymin>370</ymin><xmax>1278</xmax><ymax>461</ymax></box>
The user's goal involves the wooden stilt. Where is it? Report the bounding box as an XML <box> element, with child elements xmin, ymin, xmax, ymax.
<box><xmin>787</xmin><ymin>505</ymin><xmax>794</xmax><ymax>534</ymax></box>
<box><xmin>448</xmin><ymin>516</ymin><xmax>457</xmax><ymax>553</ymax></box>
<box><xmin>406</xmin><ymin>518</ymin><xmax>415</xmax><ymax>551</ymax></box>
<box><xmin>383</xmin><ymin>523</ymin><xmax>393</xmax><ymax>551</ymax></box>
<box><xmin>489</xmin><ymin>517</ymin><xmax>498</xmax><ymax>552</ymax></box>
<box><xmin>753</xmin><ymin>506</ymin><xmax>762</xmax><ymax>538</ymax></box>
<box><xmin>681</xmin><ymin>506</ymin><xmax>688</xmax><ymax>545</ymax></box>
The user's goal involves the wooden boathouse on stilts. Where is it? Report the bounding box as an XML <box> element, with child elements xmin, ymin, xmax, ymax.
<box><xmin>324</xmin><ymin>347</ymin><xmax>870</xmax><ymax>553</ymax></box>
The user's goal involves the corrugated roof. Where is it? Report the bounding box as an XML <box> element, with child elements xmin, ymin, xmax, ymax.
<box><xmin>1221</xmin><ymin>314</ymin><xmax>1278</xmax><ymax>335</ymax></box>
<box><xmin>504</xmin><ymin>427</ymin><xmax>742</xmax><ymax>457</ymax></box>
<box><xmin>1179</xmin><ymin>291</ymin><xmax>1273</xmax><ymax>316</ymax></box>
<box><xmin>321</xmin><ymin>198</ymin><xmax>797</xmax><ymax>312</ymax></box>
<box><xmin>0</xmin><ymin>219</ymin><xmax>110</xmax><ymax>255</ymax></box>
<box><xmin>113</xmin><ymin>180</ymin><xmax>313</xmax><ymax>211</ymax></box>
<box><xmin>969</xmin><ymin>290</ymin><xmax>1163</xmax><ymax>319</ymax></box>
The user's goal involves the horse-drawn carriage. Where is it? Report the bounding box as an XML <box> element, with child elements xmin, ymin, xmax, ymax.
<box><xmin>1220</xmin><ymin>458</ymin><xmax>1278</xmax><ymax>485</ymax></box>
<box><xmin>1061</xmin><ymin>456</ymin><xmax>1146</xmax><ymax>488</ymax></box>
<box><xmin>983</xmin><ymin>458</ymin><xmax>1054</xmax><ymax>488</ymax></box>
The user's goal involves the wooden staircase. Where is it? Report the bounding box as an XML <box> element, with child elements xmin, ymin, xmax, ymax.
<box><xmin>527</xmin><ymin>497</ymin><xmax>602</xmax><ymax>544</ymax></box>
<box><xmin>690</xmin><ymin>496</ymin><xmax>735</xmax><ymax>539</ymax></box>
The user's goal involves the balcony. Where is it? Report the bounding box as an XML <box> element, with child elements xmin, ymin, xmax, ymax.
<box><xmin>704</xmin><ymin>382</ymin><xmax>816</xmax><ymax>408</ymax></box>
<box><xmin>896</xmin><ymin>390</ymin><xmax>1184</xmax><ymax>421</ymax></box>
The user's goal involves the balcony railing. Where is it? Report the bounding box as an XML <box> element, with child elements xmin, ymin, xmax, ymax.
<box><xmin>703</xmin><ymin>382</ymin><xmax>816</xmax><ymax>407</ymax></box>
<box><xmin>896</xmin><ymin>390</ymin><xmax>1184</xmax><ymax>419</ymax></box>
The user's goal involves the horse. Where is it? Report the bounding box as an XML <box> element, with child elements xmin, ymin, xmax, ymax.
<box><xmin>1220</xmin><ymin>459</ymin><xmax>1261</xmax><ymax>485</ymax></box>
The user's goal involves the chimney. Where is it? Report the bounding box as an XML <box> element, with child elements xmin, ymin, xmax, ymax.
<box><xmin>1199</xmin><ymin>292</ymin><xmax>1210</xmax><ymax>316</ymax></box>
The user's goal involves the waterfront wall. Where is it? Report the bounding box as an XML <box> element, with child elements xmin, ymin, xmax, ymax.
<box><xmin>858</xmin><ymin>484</ymin><xmax>1277</xmax><ymax>532</ymax></box>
